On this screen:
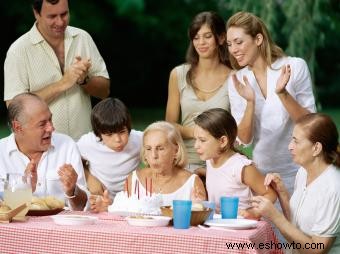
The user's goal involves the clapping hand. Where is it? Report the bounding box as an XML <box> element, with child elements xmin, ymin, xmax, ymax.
<box><xmin>74</xmin><ymin>56</ymin><xmax>91</xmax><ymax>85</ymax></box>
<box><xmin>25</xmin><ymin>159</ymin><xmax>37</xmax><ymax>192</ymax></box>
<box><xmin>232</xmin><ymin>74</ymin><xmax>255</xmax><ymax>102</ymax></box>
<box><xmin>89</xmin><ymin>190</ymin><xmax>112</xmax><ymax>213</ymax></box>
<box><xmin>275</xmin><ymin>64</ymin><xmax>291</xmax><ymax>94</ymax></box>
<box><xmin>58</xmin><ymin>164</ymin><xmax>78</xmax><ymax>196</ymax></box>
<box><xmin>62</xmin><ymin>56</ymin><xmax>91</xmax><ymax>89</ymax></box>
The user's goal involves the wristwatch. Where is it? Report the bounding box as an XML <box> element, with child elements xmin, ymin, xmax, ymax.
<box><xmin>78</xmin><ymin>76</ymin><xmax>90</xmax><ymax>86</ymax></box>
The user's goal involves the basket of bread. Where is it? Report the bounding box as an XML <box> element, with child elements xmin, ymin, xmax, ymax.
<box><xmin>27</xmin><ymin>196</ymin><xmax>65</xmax><ymax>216</ymax></box>
<box><xmin>160</xmin><ymin>202</ymin><xmax>212</xmax><ymax>226</ymax></box>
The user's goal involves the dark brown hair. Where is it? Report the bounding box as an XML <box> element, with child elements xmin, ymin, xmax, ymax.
<box><xmin>91</xmin><ymin>98</ymin><xmax>131</xmax><ymax>140</ymax></box>
<box><xmin>194</xmin><ymin>108</ymin><xmax>238</xmax><ymax>152</ymax></box>
<box><xmin>33</xmin><ymin>0</ymin><xmax>61</xmax><ymax>14</ymax></box>
<box><xmin>186</xmin><ymin>11</ymin><xmax>230</xmax><ymax>86</ymax></box>
<box><xmin>296</xmin><ymin>113</ymin><xmax>340</xmax><ymax>167</ymax></box>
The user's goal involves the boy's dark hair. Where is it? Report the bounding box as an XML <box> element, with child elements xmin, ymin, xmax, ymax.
<box><xmin>91</xmin><ymin>98</ymin><xmax>131</xmax><ymax>140</ymax></box>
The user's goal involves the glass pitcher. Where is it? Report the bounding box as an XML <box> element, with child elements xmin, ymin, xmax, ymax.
<box><xmin>4</xmin><ymin>173</ymin><xmax>32</xmax><ymax>219</ymax></box>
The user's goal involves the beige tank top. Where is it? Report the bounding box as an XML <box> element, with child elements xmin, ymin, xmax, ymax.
<box><xmin>176</xmin><ymin>64</ymin><xmax>230</xmax><ymax>165</ymax></box>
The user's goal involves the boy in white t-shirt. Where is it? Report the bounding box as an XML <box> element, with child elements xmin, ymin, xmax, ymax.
<box><xmin>77</xmin><ymin>98</ymin><xmax>143</xmax><ymax>200</ymax></box>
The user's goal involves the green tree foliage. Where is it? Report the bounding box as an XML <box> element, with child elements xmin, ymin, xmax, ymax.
<box><xmin>0</xmin><ymin>0</ymin><xmax>339</xmax><ymax>112</ymax></box>
<box><xmin>282</xmin><ymin>0</ymin><xmax>324</xmax><ymax>107</ymax></box>
<box><xmin>220</xmin><ymin>0</ymin><xmax>284</xmax><ymax>41</ymax></box>
<box><xmin>221</xmin><ymin>0</ymin><xmax>340</xmax><ymax>108</ymax></box>
<box><xmin>309</xmin><ymin>0</ymin><xmax>340</xmax><ymax>107</ymax></box>
<box><xmin>106</xmin><ymin>0</ymin><xmax>145</xmax><ymax>16</ymax></box>
<box><xmin>281</xmin><ymin>0</ymin><xmax>339</xmax><ymax>107</ymax></box>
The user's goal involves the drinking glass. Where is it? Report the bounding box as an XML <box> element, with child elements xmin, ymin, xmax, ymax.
<box><xmin>4</xmin><ymin>173</ymin><xmax>32</xmax><ymax>220</ymax></box>
<box><xmin>220</xmin><ymin>196</ymin><xmax>239</xmax><ymax>219</ymax></box>
<box><xmin>173</xmin><ymin>200</ymin><xmax>192</xmax><ymax>229</ymax></box>
<box><xmin>0</xmin><ymin>177</ymin><xmax>5</xmax><ymax>200</ymax></box>
<box><xmin>202</xmin><ymin>201</ymin><xmax>215</xmax><ymax>221</ymax></box>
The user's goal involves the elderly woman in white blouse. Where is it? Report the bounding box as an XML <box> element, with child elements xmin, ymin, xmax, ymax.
<box><xmin>251</xmin><ymin>113</ymin><xmax>340</xmax><ymax>254</ymax></box>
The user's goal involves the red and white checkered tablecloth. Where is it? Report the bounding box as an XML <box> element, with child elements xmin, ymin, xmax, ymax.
<box><xmin>0</xmin><ymin>211</ymin><xmax>283</xmax><ymax>254</ymax></box>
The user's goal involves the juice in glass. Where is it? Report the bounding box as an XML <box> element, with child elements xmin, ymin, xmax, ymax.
<box><xmin>4</xmin><ymin>174</ymin><xmax>32</xmax><ymax>219</ymax></box>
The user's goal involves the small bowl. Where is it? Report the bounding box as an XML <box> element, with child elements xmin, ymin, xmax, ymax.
<box><xmin>160</xmin><ymin>205</ymin><xmax>212</xmax><ymax>226</ymax></box>
<box><xmin>126</xmin><ymin>215</ymin><xmax>172</xmax><ymax>227</ymax></box>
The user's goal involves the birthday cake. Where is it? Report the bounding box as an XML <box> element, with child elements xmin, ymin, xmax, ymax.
<box><xmin>108</xmin><ymin>191</ymin><xmax>163</xmax><ymax>215</ymax></box>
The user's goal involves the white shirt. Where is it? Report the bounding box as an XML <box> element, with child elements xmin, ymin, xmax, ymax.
<box><xmin>77</xmin><ymin>130</ymin><xmax>143</xmax><ymax>199</ymax></box>
<box><xmin>228</xmin><ymin>57</ymin><xmax>316</xmax><ymax>193</ymax></box>
<box><xmin>0</xmin><ymin>133</ymin><xmax>89</xmax><ymax>209</ymax></box>
<box><xmin>131</xmin><ymin>170</ymin><xmax>196</xmax><ymax>206</ymax></box>
<box><xmin>290</xmin><ymin>165</ymin><xmax>340</xmax><ymax>254</ymax></box>
<box><xmin>4</xmin><ymin>24</ymin><xmax>110</xmax><ymax>140</ymax></box>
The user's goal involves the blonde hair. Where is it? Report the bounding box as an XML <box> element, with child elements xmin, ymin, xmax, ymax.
<box><xmin>226</xmin><ymin>11</ymin><xmax>285</xmax><ymax>70</ymax></box>
<box><xmin>141</xmin><ymin>121</ymin><xmax>187</xmax><ymax>168</ymax></box>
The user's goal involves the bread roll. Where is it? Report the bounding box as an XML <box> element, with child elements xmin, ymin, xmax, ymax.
<box><xmin>30</xmin><ymin>196</ymin><xmax>49</xmax><ymax>210</ymax></box>
<box><xmin>0</xmin><ymin>203</ymin><xmax>11</xmax><ymax>213</ymax></box>
<box><xmin>30</xmin><ymin>196</ymin><xmax>64</xmax><ymax>210</ymax></box>
<box><xmin>191</xmin><ymin>203</ymin><xmax>204</xmax><ymax>211</ymax></box>
<box><xmin>44</xmin><ymin>196</ymin><xmax>64</xmax><ymax>209</ymax></box>
<box><xmin>30</xmin><ymin>203</ymin><xmax>49</xmax><ymax>210</ymax></box>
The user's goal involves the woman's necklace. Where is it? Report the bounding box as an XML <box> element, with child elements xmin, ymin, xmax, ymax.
<box><xmin>152</xmin><ymin>173</ymin><xmax>175</xmax><ymax>194</ymax></box>
<box><xmin>191</xmin><ymin>65</ymin><xmax>228</xmax><ymax>94</ymax></box>
<box><xmin>192</xmin><ymin>83</ymin><xmax>223</xmax><ymax>94</ymax></box>
<box><xmin>191</xmin><ymin>74</ymin><xmax>224</xmax><ymax>94</ymax></box>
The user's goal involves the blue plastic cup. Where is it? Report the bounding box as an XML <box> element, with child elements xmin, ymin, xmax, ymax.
<box><xmin>202</xmin><ymin>201</ymin><xmax>215</xmax><ymax>221</ymax></box>
<box><xmin>0</xmin><ymin>179</ymin><xmax>4</xmax><ymax>200</ymax></box>
<box><xmin>173</xmin><ymin>200</ymin><xmax>192</xmax><ymax>229</ymax></box>
<box><xmin>220</xmin><ymin>197</ymin><xmax>239</xmax><ymax>219</ymax></box>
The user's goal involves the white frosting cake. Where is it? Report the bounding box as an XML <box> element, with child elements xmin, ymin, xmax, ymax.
<box><xmin>108</xmin><ymin>191</ymin><xmax>163</xmax><ymax>215</ymax></box>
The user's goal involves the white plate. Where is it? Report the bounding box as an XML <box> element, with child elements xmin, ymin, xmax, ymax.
<box><xmin>212</xmin><ymin>214</ymin><xmax>244</xmax><ymax>219</ymax></box>
<box><xmin>126</xmin><ymin>215</ymin><xmax>171</xmax><ymax>227</ymax></box>
<box><xmin>109</xmin><ymin>210</ymin><xmax>161</xmax><ymax>217</ymax></box>
<box><xmin>51</xmin><ymin>215</ymin><xmax>98</xmax><ymax>225</ymax></box>
<box><xmin>205</xmin><ymin>218</ymin><xmax>257</xmax><ymax>229</ymax></box>
<box><xmin>213</xmin><ymin>214</ymin><xmax>221</xmax><ymax>219</ymax></box>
